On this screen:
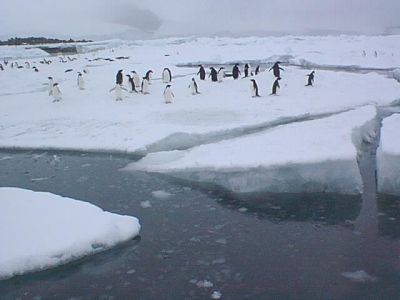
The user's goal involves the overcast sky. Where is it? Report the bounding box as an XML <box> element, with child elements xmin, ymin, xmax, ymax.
<box><xmin>1</xmin><ymin>0</ymin><xmax>400</xmax><ymax>40</ymax></box>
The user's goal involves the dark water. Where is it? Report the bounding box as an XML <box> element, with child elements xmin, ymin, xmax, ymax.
<box><xmin>1</xmin><ymin>150</ymin><xmax>400</xmax><ymax>300</ymax></box>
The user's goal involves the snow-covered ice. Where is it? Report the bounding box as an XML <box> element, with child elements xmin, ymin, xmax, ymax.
<box><xmin>0</xmin><ymin>37</ymin><xmax>399</xmax><ymax>155</ymax></box>
<box><xmin>377</xmin><ymin>114</ymin><xmax>400</xmax><ymax>196</ymax></box>
<box><xmin>0</xmin><ymin>35</ymin><xmax>400</xmax><ymax>195</ymax></box>
<box><xmin>125</xmin><ymin>106</ymin><xmax>377</xmax><ymax>194</ymax></box>
<box><xmin>0</xmin><ymin>187</ymin><xmax>141</xmax><ymax>280</ymax></box>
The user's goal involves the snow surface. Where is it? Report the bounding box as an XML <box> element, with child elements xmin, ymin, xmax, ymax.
<box><xmin>125</xmin><ymin>106</ymin><xmax>377</xmax><ymax>194</ymax></box>
<box><xmin>377</xmin><ymin>114</ymin><xmax>400</xmax><ymax>196</ymax></box>
<box><xmin>0</xmin><ymin>53</ymin><xmax>398</xmax><ymax>154</ymax></box>
<box><xmin>0</xmin><ymin>35</ymin><xmax>399</xmax><ymax>195</ymax></box>
<box><xmin>0</xmin><ymin>187</ymin><xmax>141</xmax><ymax>280</ymax></box>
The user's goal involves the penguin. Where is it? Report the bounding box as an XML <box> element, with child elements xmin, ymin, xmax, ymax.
<box><xmin>305</xmin><ymin>71</ymin><xmax>315</xmax><ymax>86</ymax></box>
<box><xmin>0</xmin><ymin>64</ymin><xmax>3</xmax><ymax>71</ymax></box>
<box><xmin>33</xmin><ymin>66</ymin><xmax>39</xmax><ymax>72</ymax></box>
<box><xmin>116</xmin><ymin>69</ymin><xmax>123</xmax><ymax>85</ymax></box>
<box><xmin>52</xmin><ymin>83</ymin><xmax>62</xmax><ymax>102</ymax></box>
<box><xmin>163</xmin><ymin>85</ymin><xmax>174</xmax><ymax>104</ymax></box>
<box><xmin>217</xmin><ymin>67</ymin><xmax>225</xmax><ymax>82</ymax></box>
<box><xmin>141</xmin><ymin>77</ymin><xmax>150</xmax><ymax>94</ymax></box>
<box><xmin>189</xmin><ymin>77</ymin><xmax>200</xmax><ymax>95</ymax></box>
<box><xmin>3</xmin><ymin>59</ymin><xmax>8</xmax><ymax>66</ymax></box>
<box><xmin>126</xmin><ymin>74</ymin><xmax>138</xmax><ymax>93</ymax></box>
<box><xmin>109</xmin><ymin>84</ymin><xmax>128</xmax><ymax>101</ymax></box>
<box><xmin>250</xmin><ymin>79</ymin><xmax>260</xmax><ymax>97</ymax></box>
<box><xmin>270</xmin><ymin>77</ymin><xmax>281</xmax><ymax>95</ymax></box>
<box><xmin>48</xmin><ymin>77</ymin><xmax>54</xmax><ymax>96</ymax></box>
<box><xmin>209</xmin><ymin>67</ymin><xmax>218</xmax><ymax>82</ymax></box>
<box><xmin>244</xmin><ymin>63</ymin><xmax>251</xmax><ymax>77</ymax></box>
<box><xmin>65</xmin><ymin>69</ymin><xmax>73</xmax><ymax>73</ymax></box>
<box><xmin>255</xmin><ymin>65</ymin><xmax>260</xmax><ymax>75</ymax></box>
<box><xmin>145</xmin><ymin>70</ymin><xmax>153</xmax><ymax>84</ymax></box>
<box><xmin>77</xmin><ymin>72</ymin><xmax>85</xmax><ymax>90</ymax></box>
<box><xmin>232</xmin><ymin>64</ymin><xmax>241</xmax><ymax>80</ymax></box>
<box><xmin>197</xmin><ymin>65</ymin><xmax>206</xmax><ymax>80</ymax></box>
<box><xmin>132</xmin><ymin>71</ymin><xmax>141</xmax><ymax>88</ymax></box>
<box><xmin>162</xmin><ymin>68</ymin><xmax>172</xmax><ymax>83</ymax></box>
<box><xmin>269</xmin><ymin>62</ymin><xmax>284</xmax><ymax>78</ymax></box>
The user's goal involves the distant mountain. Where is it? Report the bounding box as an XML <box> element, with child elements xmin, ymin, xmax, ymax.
<box><xmin>0</xmin><ymin>37</ymin><xmax>92</xmax><ymax>46</ymax></box>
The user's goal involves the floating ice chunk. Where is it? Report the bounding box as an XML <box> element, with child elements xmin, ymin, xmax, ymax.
<box><xmin>196</xmin><ymin>280</ymin><xmax>214</xmax><ymax>288</ymax></box>
<box><xmin>377</xmin><ymin>114</ymin><xmax>400</xmax><ymax>196</ymax></box>
<box><xmin>127</xmin><ymin>106</ymin><xmax>377</xmax><ymax>194</ymax></box>
<box><xmin>211</xmin><ymin>291</ymin><xmax>222</xmax><ymax>299</ymax></box>
<box><xmin>151</xmin><ymin>190</ymin><xmax>173</xmax><ymax>200</ymax></box>
<box><xmin>341</xmin><ymin>270</ymin><xmax>377</xmax><ymax>283</ymax></box>
<box><xmin>140</xmin><ymin>200</ymin><xmax>152</xmax><ymax>208</ymax></box>
<box><xmin>0</xmin><ymin>187</ymin><xmax>140</xmax><ymax>280</ymax></box>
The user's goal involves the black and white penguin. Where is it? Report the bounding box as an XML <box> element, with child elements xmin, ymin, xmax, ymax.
<box><xmin>141</xmin><ymin>77</ymin><xmax>150</xmax><ymax>94</ymax></box>
<box><xmin>305</xmin><ymin>71</ymin><xmax>315</xmax><ymax>86</ymax></box>
<box><xmin>232</xmin><ymin>64</ymin><xmax>241</xmax><ymax>80</ymax></box>
<box><xmin>33</xmin><ymin>66</ymin><xmax>39</xmax><ymax>72</ymax></box>
<box><xmin>116</xmin><ymin>69</ymin><xmax>123</xmax><ymax>85</ymax></box>
<box><xmin>244</xmin><ymin>64</ymin><xmax>251</xmax><ymax>77</ymax></box>
<box><xmin>164</xmin><ymin>85</ymin><xmax>174</xmax><ymax>104</ymax></box>
<box><xmin>52</xmin><ymin>83</ymin><xmax>62</xmax><ymax>102</ymax></box>
<box><xmin>126</xmin><ymin>74</ymin><xmax>138</xmax><ymax>93</ymax></box>
<box><xmin>197</xmin><ymin>65</ymin><xmax>206</xmax><ymax>80</ymax></box>
<box><xmin>270</xmin><ymin>77</ymin><xmax>281</xmax><ymax>95</ymax></box>
<box><xmin>162</xmin><ymin>68</ymin><xmax>172</xmax><ymax>83</ymax></box>
<box><xmin>269</xmin><ymin>62</ymin><xmax>284</xmax><ymax>78</ymax></box>
<box><xmin>255</xmin><ymin>65</ymin><xmax>260</xmax><ymax>75</ymax></box>
<box><xmin>131</xmin><ymin>71</ymin><xmax>141</xmax><ymax>88</ymax></box>
<box><xmin>145</xmin><ymin>70</ymin><xmax>153</xmax><ymax>84</ymax></box>
<box><xmin>0</xmin><ymin>63</ymin><xmax>4</xmax><ymax>71</ymax></box>
<box><xmin>217</xmin><ymin>67</ymin><xmax>225</xmax><ymax>82</ymax></box>
<box><xmin>250</xmin><ymin>79</ymin><xmax>260</xmax><ymax>97</ymax></box>
<box><xmin>209</xmin><ymin>67</ymin><xmax>218</xmax><ymax>82</ymax></box>
<box><xmin>109</xmin><ymin>84</ymin><xmax>128</xmax><ymax>101</ymax></box>
<box><xmin>77</xmin><ymin>72</ymin><xmax>85</xmax><ymax>90</ymax></box>
<box><xmin>189</xmin><ymin>77</ymin><xmax>200</xmax><ymax>95</ymax></box>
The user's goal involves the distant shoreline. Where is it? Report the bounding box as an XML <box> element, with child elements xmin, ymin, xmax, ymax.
<box><xmin>0</xmin><ymin>37</ymin><xmax>92</xmax><ymax>46</ymax></box>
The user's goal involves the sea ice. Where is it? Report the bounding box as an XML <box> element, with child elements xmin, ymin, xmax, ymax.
<box><xmin>125</xmin><ymin>106</ymin><xmax>377</xmax><ymax>194</ymax></box>
<box><xmin>0</xmin><ymin>187</ymin><xmax>141</xmax><ymax>280</ymax></box>
<box><xmin>377</xmin><ymin>114</ymin><xmax>400</xmax><ymax>196</ymax></box>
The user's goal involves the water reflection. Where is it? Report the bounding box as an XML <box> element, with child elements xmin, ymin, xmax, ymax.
<box><xmin>377</xmin><ymin>194</ymin><xmax>400</xmax><ymax>238</ymax></box>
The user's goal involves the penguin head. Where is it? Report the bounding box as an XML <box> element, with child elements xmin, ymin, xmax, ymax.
<box><xmin>192</xmin><ymin>77</ymin><xmax>195</xmax><ymax>81</ymax></box>
<box><xmin>131</xmin><ymin>71</ymin><xmax>136</xmax><ymax>74</ymax></box>
<box><xmin>77</xmin><ymin>72</ymin><xmax>82</xmax><ymax>75</ymax></box>
<box><xmin>53</xmin><ymin>83</ymin><xmax>58</xmax><ymax>86</ymax></box>
<box><xmin>48</xmin><ymin>76</ymin><xmax>53</xmax><ymax>80</ymax></box>
<box><xmin>118</xmin><ymin>69</ymin><xmax>123</xmax><ymax>73</ymax></box>
<box><xmin>126</xmin><ymin>74</ymin><xmax>131</xmax><ymax>78</ymax></box>
<box><xmin>166</xmin><ymin>84</ymin><xmax>171</xmax><ymax>88</ymax></box>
